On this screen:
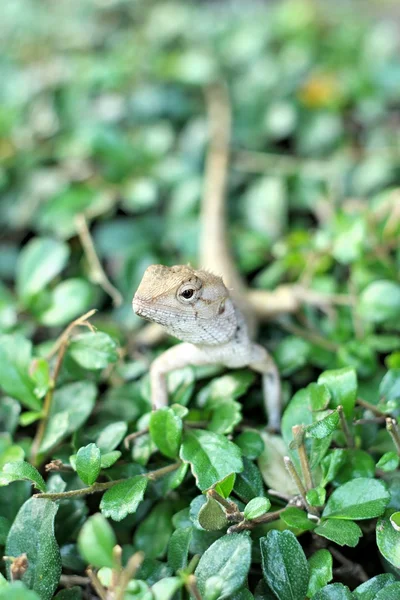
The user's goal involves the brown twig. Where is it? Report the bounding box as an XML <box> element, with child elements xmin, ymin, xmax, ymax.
<box><xmin>124</xmin><ymin>427</ymin><xmax>150</xmax><ymax>449</ymax></box>
<box><xmin>75</xmin><ymin>213</ymin><xmax>123</xmax><ymax>307</ymax></box>
<box><xmin>207</xmin><ymin>489</ymin><xmax>240</xmax><ymax>516</ymax></box>
<box><xmin>228</xmin><ymin>507</ymin><xmax>287</xmax><ymax>534</ymax></box>
<box><xmin>284</xmin><ymin>456</ymin><xmax>319</xmax><ymax>517</ymax></box>
<box><xmin>87</xmin><ymin>568</ymin><xmax>107</xmax><ymax>600</ymax></box>
<box><xmin>356</xmin><ymin>397</ymin><xmax>387</xmax><ymax>417</ymax></box>
<box><xmin>338</xmin><ymin>405</ymin><xmax>354</xmax><ymax>448</ymax></box>
<box><xmin>30</xmin><ymin>309</ymin><xmax>97</xmax><ymax>466</ymax></box>
<box><xmin>115</xmin><ymin>552</ymin><xmax>144</xmax><ymax>600</ymax></box>
<box><xmin>386</xmin><ymin>418</ymin><xmax>400</xmax><ymax>456</ymax></box>
<box><xmin>185</xmin><ymin>574</ymin><xmax>203</xmax><ymax>600</ymax></box>
<box><xmin>292</xmin><ymin>425</ymin><xmax>314</xmax><ymax>490</ymax></box>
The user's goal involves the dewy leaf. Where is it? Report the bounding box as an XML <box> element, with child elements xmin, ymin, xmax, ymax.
<box><xmin>0</xmin><ymin>334</ymin><xmax>40</xmax><ymax>410</ymax></box>
<box><xmin>100</xmin><ymin>476</ymin><xmax>148</xmax><ymax>521</ymax></box>
<box><xmin>353</xmin><ymin>574</ymin><xmax>396</xmax><ymax>600</ymax></box>
<box><xmin>76</xmin><ymin>444</ymin><xmax>101</xmax><ymax>486</ymax></box>
<box><xmin>318</xmin><ymin>367</ymin><xmax>357</xmax><ymax>418</ymax></box>
<box><xmin>150</xmin><ymin>407</ymin><xmax>183</xmax><ymax>458</ymax></box>
<box><xmin>5</xmin><ymin>498</ymin><xmax>61</xmax><ymax>600</ymax></box>
<box><xmin>16</xmin><ymin>237</ymin><xmax>69</xmax><ymax>301</ymax></box>
<box><xmin>322</xmin><ymin>478</ymin><xmax>390</xmax><ymax>520</ymax></box>
<box><xmin>376</xmin><ymin>517</ymin><xmax>400</xmax><ymax>569</ymax></box>
<box><xmin>78</xmin><ymin>513</ymin><xmax>116</xmax><ymax>568</ymax></box>
<box><xmin>40</xmin><ymin>381</ymin><xmax>97</xmax><ymax>453</ymax></box>
<box><xmin>314</xmin><ymin>518</ymin><xmax>362</xmax><ymax>547</ymax></box>
<box><xmin>307</xmin><ymin>549</ymin><xmax>333</xmax><ymax>598</ymax></box>
<box><xmin>312</xmin><ymin>583</ymin><xmax>353</xmax><ymax>600</ymax></box>
<box><xmin>260</xmin><ymin>530</ymin><xmax>309</xmax><ymax>600</ymax></box>
<box><xmin>358</xmin><ymin>280</ymin><xmax>400</xmax><ymax>323</ymax></box>
<box><xmin>195</xmin><ymin>533</ymin><xmax>252</xmax><ymax>600</ymax></box>
<box><xmin>180</xmin><ymin>429</ymin><xmax>243</xmax><ymax>492</ymax></box>
<box><xmin>68</xmin><ymin>332</ymin><xmax>119</xmax><ymax>370</ymax></box>
<box><xmin>0</xmin><ymin>461</ymin><xmax>46</xmax><ymax>493</ymax></box>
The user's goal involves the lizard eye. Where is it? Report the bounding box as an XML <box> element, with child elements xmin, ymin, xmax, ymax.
<box><xmin>178</xmin><ymin>286</ymin><xmax>196</xmax><ymax>302</ymax></box>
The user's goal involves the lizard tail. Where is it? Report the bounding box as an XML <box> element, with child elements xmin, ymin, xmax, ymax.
<box><xmin>200</xmin><ymin>83</ymin><xmax>257</xmax><ymax>336</ymax></box>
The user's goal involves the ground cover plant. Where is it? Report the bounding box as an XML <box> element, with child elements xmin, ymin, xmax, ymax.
<box><xmin>1</xmin><ymin>0</ymin><xmax>400</xmax><ymax>598</ymax></box>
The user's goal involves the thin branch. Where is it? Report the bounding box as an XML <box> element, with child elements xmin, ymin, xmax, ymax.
<box><xmin>87</xmin><ymin>568</ymin><xmax>107</xmax><ymax>600</ymax></box>
<box><xmin>278</xmin><ymin>318</ymin><xmax>339</xmax><ymax>352</ymax></box>
<box><xmin>338</xmin><ymin>405</ymin><xmax>354</xmax><ymax>448</ymax></box>
<box><xmin>228</xmin><ymin>507</ymin><xmax>287</xmax><ymax>534</ymax></box>
<box><xmin>356</xmin><ymin>397</ymin><xmax>387</xmax><ymax>417</ymax></box>
<box><xmin>207</xmin><ymin>489</ymin><xmax>241</xmax><ymax>516</ymax></box>
<box><xmin>185</xmin><ymin>574</ymin><xmax>203</xmax><ymax>600</ymax></box>
<box><xmin>284</xmin><ymin>456</ymin><xmax>319</xmax><ymax>517</ymax></box>
<box><xmin>292</xmin><ymin>425</ymin><xmax>314</xmax><ymax>490</ymax></box>
<box><xmin>75</xmin><ymin>213</ymin><xmax>123</xmax><ymax>307</ymax></box>
<box><xmin>124</xmin><ymin>427</ymin><xmax>150</xmax><ymax>449</ymax></box>
<box><xmin>386</xmin><ymin>418</ymin><xmax>400</xmax><ymax>456</ymax></box>
<box><xmin>115</xmin><ymin>552</ymin><xmax>144</xmax><ymax>600</ymax></box>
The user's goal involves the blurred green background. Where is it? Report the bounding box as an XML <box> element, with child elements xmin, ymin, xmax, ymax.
<box><xmin>1</xmin><ymin>0</ymin><xmax>399</xmax><ymax>354</ymax></box>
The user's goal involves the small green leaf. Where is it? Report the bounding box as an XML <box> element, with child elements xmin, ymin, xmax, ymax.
<box><xmin>358</xmin><ymin>280</ymin><xmax>400</xmax><ymax>323</ymax></box>
<box><xmin>376</xmin><ymin>451</ymin><xmax>400</xmax><ymax>472</ymax></box>
<box><xmin>0</xmin><ymin>335</ymin><xmax>40</xmax><ymax>410</ymax></box>
<box><xmin>354</xmin><ymin>574</ymin><xmax>396</xmax><ymax>600</ymax></box>
<box><xmin>0</xmin><ymin>582</ymin><xmax>41</xmax><ymax>600</ymax></box>
<box><xmin>198</xmin><ymin>496</ymin><xmax>228</xmax><ymax>531</ymax></box>
<box><xmin>214</xmin><ymin>473</ymin><xmax>236</xmax><ymax>499</ymax></box>
<box><xmin>307</xmin><ymin>549</ymin><xmax>333</xmax><ymax>597</ymax></box>
<box><xmin>260</xmin><ymin>530</ymin><xmax>309</xmax><ymax>600</ymax></box>
<box><xmin>134</xmin><ymin>501</ymin><xmax>174</xmax><ymax>559</ymax></box>
<box><xmin>320</xmin><ymin>450</ymin><xmax>346</xmax><ymax>487</ymax></box>
<box><xmin>208</xmin><ymin>399</ymin><xmax>242</xmax><ymax>435</ymax></box>
<box><xmin>69</xmin><ymin>332</ymin><xmax>119</xmax><ymax>370</ymax></box>
<box><xmin>390</xmin><ymin>511</ymin><xmax>400</xmax><ymax>531</ymax></box>
<box><xmin>375</xmin><ymin>583</ymin><xmax>400</xmax><ymax>600</ymax></box>
<box><xmin>78</xmin><ymin>513</ymin><xmax>116</xmax><ymax>568</ymax></box>
<box><xmin>312</xmin><ymin>583</ymin><xmax>353</xmax><ymax>599</ymax></box>
<box><xmin>244</xmin><ymin>497</ymin><xmax>271</xmax><ymax>520</ymax></box>
<box><xmin>280</xmin><ymin>507</ymin><xmax>317</xmax><ymax>531</ymax></box>
<box><xmin>318</xmin><ymin>367</ymin><xmax>357</xmax><ymax>418</ymax></box>
<box><xmin>39</xmin><ymin>279</ymin><xmax>95</xmax><ymax>326</ymax></box>
<box><xmin>152</xmin><ymin>576</ymin><xmax>183</xmax><ymax>600</ymax></box>
<box><xmin>180</xmin><ymin>429</ymin><xmax>243</xmax><ymax>492</ymax></box>
<box><xmin>315</xmin><ymin>518</ymin><xmax>362</xmax><ymax>547</ymax></box>
<box><xmin>100</xmin><ymin>476</ymin><xmax>148</xmax><ymax>521</ymax></box>
<box><xmin>150</xmin><ymin>407</ymin><xmax>182</xmax><ymax>458</ymax></box>
<box><xmin>30</xmin><ymin>359</ymin><xmax>51</xmax><ymax>399</ymax></box>
<box><xmin>76</xmin><ymin>444</ymin><xmax>101</xmax><ymax>486</ymax></box>
<box><xmin>234</xmin><ymin>457</ymin><xmax>264</xmax><ymax>502</ymax></box>
<box><xmin>100</xmin><ymin>451</ymin><xmax>121</xmax><ymax>469</ymax></box>
<box><xmin>307</xmin><ymin>487</ymin><xmax>326</xmax><ymax>507</ymax></box>
<box><xmin>6</xmin><ymin>498</ymin><xmax>61</xmax><ymax>600</ymax></box>
<box><xmin>16</xmin><ymin>237</ymin><xmax>69</xmax><ymax>301</ymax></box>
<box><xmin>322</xmin><ymin>478</ymin><xmax>390</xmax><ymax>519</ymax></box>
<box><xmin>0</xmin><ymin>461</ymin><xmax>46</xmax><ymax>492</ymax></box>
<box><xmin>305</xmin><ymin>410</ymin><xmax>340</xmax><ymax>439</ymax></box>
<box><xmin>308</xmin><ymin>383</ymin><xmax>331</xmax><ymax>411</ymax></box>
<box><xmin>234</xmin><ymin>431</ymin><xmax>264</xmax><ymax>459</ymax></box>
<box><xmin>96</xmin><ymin>422</ymin><xmax>127</xmax><ymax>453</ymax></box>
<box><xmin>195</xmin><ymin>533</ymin><xmax>252</xmax><ymax>600</ymax></box>
<box><xmin>167</xmin><ymin>527</ymin><xmax>192</xmax><ymax>572</ymax></box>
<box><xmin>377</xmin><ymin>517</ymin><xmax>400</xmax><ymax>568</ymax></box>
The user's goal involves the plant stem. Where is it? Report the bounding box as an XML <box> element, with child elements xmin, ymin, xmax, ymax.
<box><xmin>386</xmin><ymin>418</ymin><xmax>400</xmax><ymax>456</ymax></box>
<box><xmin>185</xmin><ymin>574</ymin><xmax>203</xmax><ymax>600</ymax></box>
<box><xmin>87</xmin><ymin>568</ymin><xmax>107</xmax><ymax>600</ymax></box>
<box><xmin>338</xmin><ymin>405</ymin><xmax>354</xmax><ymax>448</ymax></box>
<box><xmin>115</xmin><ymin>552</ymin><xmax>144</xmax><ymax>600</ymax></box>
<box><xmin>34</xmin><ymin>462</ymin><xmax>182</xmax><ymax>500</ymax></box>
<box><xmin>228</xmin><ymin>507</ymin><xmax>287</xmax><ymax>533</ymax></box>
<box><xmin>356</xmin><ymin>397</ymin><xmax>386</xmax><ymax>417</ymax></box>
<box><xmin>208</xmin><ymin>489</ymin><xmax>240</xmax><ymax>515</ymax></box>
<box><xmin>292</xmin><ymin>425</ymin><xmax>314</xmax><ymax>490</ymax></box>
<box><xmin>284</xmin><ymin>456</ymin><xmax>319</xmax><ymax>517</ymax></box>
<box><xmin>124</xmin><ymin>427</ymin><xmax>150</xmax><ymax>449</ymax></box>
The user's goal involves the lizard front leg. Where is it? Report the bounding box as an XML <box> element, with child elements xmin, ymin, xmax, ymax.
<box><xmin>150</xmin><ymin>342</ymin><xmax>210</xmax><ymax>410</ymax></box>
<box><xmin>248</xmin><ymin>344</ymin><xmax>281</xmax><ymax>431</ymax></box>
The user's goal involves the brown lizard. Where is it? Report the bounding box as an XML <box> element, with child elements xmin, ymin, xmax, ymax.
<box><xmin>131</xmin><ymin>84</ymin><xmax>350</xmax><ymax>430</ymax></box>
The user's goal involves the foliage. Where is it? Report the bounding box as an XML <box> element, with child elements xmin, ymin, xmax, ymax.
<box><xmin>1</xmin><ymin>0</ymin><xmax>400</xmax><ymax>598</ymax></box>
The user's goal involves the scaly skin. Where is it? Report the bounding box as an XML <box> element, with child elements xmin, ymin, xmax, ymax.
<box><xmin>132</xmin><ymin>264</ymin><xmax>281</xmax><ymax>430</ymax></box>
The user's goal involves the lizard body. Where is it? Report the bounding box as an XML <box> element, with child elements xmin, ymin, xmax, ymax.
<box><xmin>132</xmin><ymin>264</ymin><xmax>281</xmax><ymax>429</ymax></box>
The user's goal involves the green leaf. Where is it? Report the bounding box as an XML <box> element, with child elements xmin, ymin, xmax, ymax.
<box><xmin>96</xmin><ymin>422</ymin><xmax>127</xmax><ymax>453</ymax></box>
<box><xmin>234</xmin><ymin>431</ymin><xmax>264</xmax><ymax>459</ymax></box>
<box><xmin>0</xmin><ymin>461</ymin><xmax>46</xmax><ymax>492</ymax></box>
<box><xmin>307</xmin><ymin>550</ymin><xmax>333</xmax><ymax>597</ymax></box>
<box><xmin>244</xmin><ymin>497</ymin><xmax>271</xmax><ymax>520</ymax></box>
<box><xmin>0</xmin><ymin>582</ymin><xmax>41</xmax><ymax>600</ymax></box>
<box><xmin>354</xmin><ymin>574</ymin><xmax>396</xmax><ymax>600</ymax></box>
<box><xmin>40</xmin><ymin>381</ymin><xmax>97</xmax><ymax>453</ymax></box>
<box><xmin>280</xmin><ymin>507</ymin><xmax>317</xmax><ymax>531</ymax></box>
<box><xmin>0</xmin><ymin>516</ymin><xmax>10</xmax><ymax>545</ymax></box>
<box><xmin>198</xmin><ymin>496</ymin><xmax>228</xmax><ymax>531</ymax></box>
<box><xmin>312</xmin><ymin>583</ymin><xmax>353</xmax><ymax>600</ymax></box>
<box><xmin>195</xmin><ymin>533</ymin><xmax>252</xmax><ymax>600</ymax></box>
<box><xmin>315</xmin><ymin>518</ymin><xmax>362</xmax><ymax>547</ymax></box>
<box><xmin>260</xmin><ymin>530</ymin><xmax>309</xmax><ymax>600</ymax></box>
<box><xmin>6</xmin><ymin>498</ymin><xmax>61</xmax><ymax>600</ymax></box>
<box><xmin>305</xmin><ymin>410</ymin><xmax>340</xmax><ymax>439</ymax></box>
<box><xmin>0</xmin><ymin>335</ymin><xmax>40</xmax><ymax>410</ymax></box>
<box><xmin>318</xmin><ymin>367</ymin><xmax>357</xmax><ymax>418</ymax></box>
<box><xmin>214</xmin><ymin>473</ymin><xmax>236</xmax><ymax>498</ymax></box>
<box><xmin>320</xmin><ymin>450</ymin><xmax>346</xmax><ymax>487</ymax></box>
<box><xmin>39</xmin><ymin>279</ymin><xmax>95</xmax><ymax>326</ymax></box>
<box><xmin>150</xmin><ymin>408</ymin><xmax>182</xmax><ymax>458</ymax></box>
<box><xmin>152</xmin><ymin>576</ymin><xmax>183</xmax><ymax>600</ymax></box>
<box><xmin>100</xmin><ymin>476</ymin><xmax>148</xmax><ymax>521</ymax></box>
<box><xmin>358</xmin><ymin>280</ymin><xmax>400</xmax><ymax>323</ymax></box>
<box><xmin>275</xmin><ymin>336</ymin><xmax>311</xmax><ymax>376</ymax></box>
<box><xmin>375</xmin><ymin>584</ymin><xmax>400</xmax><ymax>600</ymax></box>
<box><xmin>16</xmin><ymin>237</ymin><xmax>69</xmax><ymax>301</ymax></box>
<box><xmin>308</xmin><ymin>383</ymin><xmax>331</xmax><ymax>411</ymax></box>
<box><xmin>68</xmin><ymin>332</ymin><xmax>119</xmax><ymax>370</ymax></box>
<box><xmin>198</xmin><ymin>371</ymin><xmax>255</xmax><ymax>405</ymax></box>
<box><xmin>134</xmin><ymin>501</ymin><xmax>174</xmax><ymax>559</ymax></box>
<box><xmin>234</xmin><ymin>457</ymin><xmax>264</xmax><ymax>502</ymax></box>
<box><xmin>322</xmin><ymin>478</ymin><xmax>390</xmax><ymax>519</ymax></box>
<box><xmin>376</xmin><ymin>517</ymin><xmax>400</xmax><ymax>568</ymax></box>
<box><xmin>76</xmin><ymin>444</ymin><xmax>101</xmax><ymax>486</ymax></box>
<box><xmin>78</xmin><ymin>513</ymin><xmax>116</xmax><ymax>568</ymax></box>
<box><xmin>208</xmin><ymin>399</ymin><xmax>242</xmax><ymax>435</ymax></box>
<box><xmin>100</xmin><ymin>451</ymin><xmax>121</xmax><ymax>469</ymax></box>
<box><xmin>167</xmin><ymin>526</ymin><xmax>192</xmax><ymax>572</ymax></box>
<box><xmin>334</xmin><ymin>449</ymin><xmax>375</xmax><ymax>484</ymax></box>
<box><xmin>390</xmin><ymin>511</ymin><xmax>400</xmax><ymax>531</ymax></box>
<box><xmin>30</xmin><ymin>359</ymin><xmax>51</xmax><ymax>399</ymax></box>
<box><xmin>307</xmin><ymin>487</ymin><xmax>326</xmax><ymax>507</ymax></box>
<box><xmin>180</xmin><ymin>429</ymin><xmax>243</xmax><ymax>492</ymax></box>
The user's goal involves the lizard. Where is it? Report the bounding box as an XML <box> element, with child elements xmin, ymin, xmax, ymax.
<box><xmin>131</xmin><ymin>84</ymin><xmax>350</xmax><ymax>430</ymax></box>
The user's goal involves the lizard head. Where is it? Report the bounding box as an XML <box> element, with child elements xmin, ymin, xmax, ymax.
<box><xmin>132</xmin><ymin>264</ymin><xmax>238</xmax><ymax>345</ymax></box>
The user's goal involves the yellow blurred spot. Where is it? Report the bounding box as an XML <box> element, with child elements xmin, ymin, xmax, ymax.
<box><xmin>298</xmin><ymin>74</ymin><xmax>340</xmax><ymax>108</ymax></box>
